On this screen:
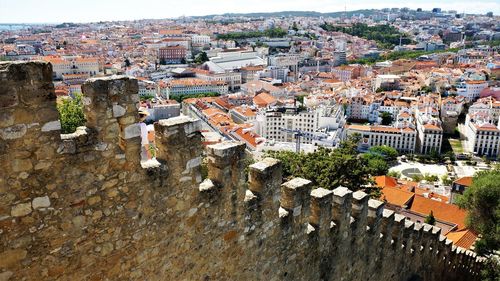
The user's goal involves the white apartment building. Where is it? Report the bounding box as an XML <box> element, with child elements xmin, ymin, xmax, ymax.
<box><xmin>191</xmin><ymin>35</ymin><xmax>211</xmax><ymax>46</ymax></box>
<box><xmin>229</xmin><ymin>105</ymin><xmax>257</xmax><ymax>124</ymax></box>
<box><xmin>416</xmin><ymin>110</ymin><xmax>443</xmax><ymax>154</ymax></box>
<box><xmin>44</xmin><ymin>56</ymin><xmax>99</xmax><ymax>79</ymax></box>
<box><xmin>441</xmin><ymin>96</ymin><xmax>464</xmax><ymax>116</ymax></box>
<box><xmin>268</xmin><ymin>54</ymin><xmax>300</xmax><ymax>80</ymax></box>
<box><xmin>456</xmin><ymin>80</ymin><xmax>488</xmax><ymax>102</ymax></box>
<box><xmin>138</xmin><ymin>80</ymin><xmax>157</xmax><ymax>97</ymax></box>
<box><xmin>345</xmin><ymin>125</ymin><xmax>417</xmax><ymax>153</ymax></box>
<box><xmin>373</xmin><ymin>74</ymin><xmax>400</xmax><ymax>92</ymax></box>
<box><xmin>464</xmin><ymin>113</ymin><xmax>500</xmax><ymax>158</ymax></box>
<box><xmin>160</xmin><ymin>78</ymin><xmax>229</xmax><ymax>97</ymax></box>
<box><xmin>253</xmin><ymin>105</ymin><xmax>345</xmax><ymax>144</ymax></box>
<box><xmin>468</xmin><ymin>97</ymin><xmax>500</xmax><ymax>124</ymax></box>
<box><xmin>347</xmin><ymin>97</ymin><xmax>371</xmax><ymax>120</ymax></box>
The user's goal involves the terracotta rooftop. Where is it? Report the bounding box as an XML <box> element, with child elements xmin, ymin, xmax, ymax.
<box><xmin>445</xmin><ymin>229</ymin><xmax>478</xmax><ymax>250</ymax></box>
<box><xmin>253</xmin><ymin>92</ymin><xmax>276</xmax><ymax>108</ymax></box>
<box><xmin>409</xmin><ymin>195</ymin><xmax>467</xmax><ymax>230</ymax></box>
<box><xmin>380</xmin><ymin>186</ymin><xmax>414</xmax><ymax>207</ymax></box>
<box><xmin>375</xmin><ymin>175</ymin><xmax>398</xmax><ymax>188</ymax></box>
<box><xmin>453</xmin><ymin>176</ymin><xmax>473</xmax><ymax>187</ymax></box>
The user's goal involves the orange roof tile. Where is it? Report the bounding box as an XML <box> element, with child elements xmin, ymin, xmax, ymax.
<box><xmin>409</xmin><ymin>195</ymin><xmax>467</xmax><ymax>230</ymax></box>
<box><xmin>253</xmin><ymin>92</ymin><xmax>276</xmax><ymax>107</ymax></box>
<box><xmin>445</xmin><ymin>229</ymin><xmax>478</xmax><ymax>249</ymax></box>
<box><xmin>380</xmin><ymin>186</ymin><xmax>414</xmax><ymax>207</ymax></box>
<box><xmin>414</xmin><ymin>188</ymin><xmax>449</xmax><ymax>202</ymax></box>
<box><xmin>453</xmin><ymin>176</ymin><xmax>473</xmax><ymax>187</ymax></box>
<box><xmin>375</xmin><ymin>176</ymin><xmax>398</xmax><ymax>188</ymax></box>
<box><xmin>232</xmin><ymin>127</ymin><xmax>261</xmax><ymax>149</ymax></box>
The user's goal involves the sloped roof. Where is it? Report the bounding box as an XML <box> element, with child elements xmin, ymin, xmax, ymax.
<box><xmin>446</xmin><ymin>229</ymin><xmax>478</xmax><ymax>249</ymax></box>
<box><xmin>375</xmin><ymin>176</ymin><xmax>398</xmax><ymax>188</ymax></box>
<box><xmin>380</xmin><ymin>186</ymin><xmax>414</xmax><ymax>207</ymax></box>
<box><xmin>453</xmin><ymin>176</ymin><xmax>473</xmax><ymax>187</ymax></box>
<box><xmin>253</xmin><ymin>92</ymin><xmax>276</xmax><ymax>107</ymax></box>
<box><xmin>409</xmin><ymin>195</ymin><xmax>467</xmax><ymax>230</ymax></box>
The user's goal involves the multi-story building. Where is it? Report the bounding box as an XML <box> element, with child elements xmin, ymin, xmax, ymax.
<box><xmin>191</xmin><ymin>35</ymin><xmax>211</xmax><ymax>47</ymax></box>
<box><xmin>160</xmin><ymin>78</ymin><xmax>228</xmax><ymax>97</ymax></box>
<box><xmin>141</xmin><ymin>99</ymin><xmax>181</xmax><ymax>122</ymax></box>
<box><xmin>441</xmin><ymin>96</ymin><xmax>464</xmax><ymax>116</ymax></box>
<box><xmin>253</xmin><ymin>105</ymin><xmax>345</xmax><ymax>144</ymax></box>
<box><xmin>229</xmin><ymin>105</ymin><xmax>257</xmax><ymax>124</ymax></box>
<box><xmin>373</xmin><ymin>75</ymin><xmax>400</xmax><ymax>92</ymax></box>
<box><xmin>239</xmin><ymin>65</ymin><xmax>264</xmax><ymax>83</ymax></box>
<box><xmin>268</xmin><ymin>53</ymin><xmax>300</xmax><ymax>80</ymax></box>
<box><xmin>190</xmin><ymin>68</ymin><xmax>241</xmax><ymax>91</ymax></box>
<box><xmin>416</xmin><ymin>110</ymin><xmax>443</xmax><ymax>154</ymax></box>
<box><xmin>158</xmin><ymin>45</ymin><xmax>187</xmax><ymax>64</ymax></box>
<box><xmin>345</xmin><ymin>124</ymin><xmax>417</xmax><ymax>153</ymax></box>
<box><xmin>43</xmin><ymin>56</ymin><xmax>99</xmax><ymax>80</ymax></box>
<box><xmin>138</xmin><ymin>80</ymin><xmax>157</xmax><ymax>97</ymax></box>
<box><xmin>440</xmin><ymin>96</ymin><xmax>465</xmax><ymax>134</ymax></box>
<box><xmin>333</xmin><ymin>50</ymin><xmax>347</xmax><ymax>66</ymax></box>
<box><xmin>331</xmin><ymin>65</ymin><xmax>364</xmax><ymax>82</ymax></box>
<box><xmin>464</xmin><ymin>112</ymin><xmax>500</xmax><ymax>158</ymax></box>
<box><xmin>456</xmin><ymin>80</ymin><xmax>488</xmax><ymax>102</ymax></box>
<box><xmin>204</xmin><ymin>51</ymin><xmax>266</xmax><ymax>72</ymax></box>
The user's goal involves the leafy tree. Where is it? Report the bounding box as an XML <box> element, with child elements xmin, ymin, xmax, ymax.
<box><xmin>368</xmin><ymin>145</ymin><xmax>398</xmax><ymax>161</ymax></box>
<box><xmin>424</xmin><ymin>211</ymin><xmax>436</xmax><ymax>225</ymax></box>
<box><xmin>479</xmin><ymin>258</ymin><xmax>500</xmax><ymax>281</ymax></box>
<box><xmin>411</xmin><ymin>174</ymin><xmax>424</xmax><ymax>182</ymax></box>
<box><xmin>140</xmin><ymin>93</ymin><xmax>155</xmax><ymax>101</ymax></box>
<box><xmin>441</xmin><ymin>175</ymin><xmax>453</xmax><ymax>185</ymax></box>
<box><xmin>170</xmin><ymin>92</ymin><xmax>220</xmax><ymax>102</ymax></box>
<box><xmin>457</xmin><ymin>169</ymin><xmax>500</xmax><ymax>256</ymax></box>
<box><xmin>429</xmin><ymin>149</ymin><xmax>441</xmax><ymax>162</ymax></box>
<box><xmin>380</xmin><ymin>112</ymin><xmax>393</xmax><ymax>125</ymax></box>
<box><xmin>266</xmin><ymin>134</ymin><xmax>380</xmax><ymax>196</ymax></box>
<box><xmin>319</xmin><ymin>22</ymin><xmax>414</xmax><ymax>49</ymax></box>
<box><xmin>423</xmin><ymin>174</ymin><xmax>439</xmax><ymax>182</ymax></box>
<box><xmin>367</xmin><ymin>157</ymin><xmax>389</xmax><ymax>176</ymax></box>
<box><xmin>295</xmin><ymin>94</ymin><xmax>307</xmax><ymax>105</ymax></box>
<box><xmin>194</xmin><ymin>52</ymin><xmax>209</xmax><ymax>64</ymax></box>
<box><xmin>57</xmin><ymin>93</ymin><xmax>86</xmax><ymax>134</ymax></box>
<box><xmin>387</xmin><ymin>170</ymin><xmax>401</xmax><ymax>179</ymax></box>
<box><xmin>216</xmin><ymin>27</ymin><xmax>287</xmax><ymax>40</ymax></box>
<box><xmin>420</xmin><ymin>85</ymin><xmax>433</xmax><ymax>93</ymax></box>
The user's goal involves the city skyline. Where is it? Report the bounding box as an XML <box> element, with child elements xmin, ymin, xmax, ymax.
<box><xmin>0</xmin><ymin>0</ymin><xmax>499</xmax><ymax>24</ymax></box>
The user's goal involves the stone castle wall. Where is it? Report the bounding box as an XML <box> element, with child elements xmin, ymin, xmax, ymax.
<box><xmin>0</xmin><ymin>61</ymin><xmax>483</xmax><ymax>281</ymax></box>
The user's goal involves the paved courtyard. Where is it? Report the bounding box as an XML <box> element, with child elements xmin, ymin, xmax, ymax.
<box><xmin>390</xmin><ymin>161</ymin><xmax>448</xmax><ymax>178</ymax></box>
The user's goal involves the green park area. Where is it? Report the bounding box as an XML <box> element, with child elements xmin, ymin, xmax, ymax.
<box><xmin>448</xmin><ymin>139</ymin><xmax>464</xmax><ymax>154</ymax></box>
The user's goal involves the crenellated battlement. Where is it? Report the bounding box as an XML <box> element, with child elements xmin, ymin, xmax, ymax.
<box><xmin>0</xmin><ymin>61</ymin><xmax>484</xmax><ymax>281</ymax></box>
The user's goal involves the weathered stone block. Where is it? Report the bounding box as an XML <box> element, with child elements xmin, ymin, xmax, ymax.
<box><xmin>0</xmin><ymin>124</ymin><xmax>27</xmax><ymax>140</ymax></box>
<box><xmin>11</xmin><ymin>203</ymin><xmax>32</xmax><ymax>217</ymax></box>
<box><xmin>0</xmin><ymin>249</ymin><xmax>27</xmax><ymax>268</ymax></box>
<box><xmin>11</xmin><ymin>158</ymin><xmax>33</xmax><ymax>172</ymax></box>
<box><xmin>32</xmin><ymin>196</ymin><xmax>50</xmax><ymax>209</ymax></box>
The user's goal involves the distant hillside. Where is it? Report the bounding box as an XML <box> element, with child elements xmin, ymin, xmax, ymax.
<box><xmin>194</xmin><ymin>9</ymin><xmax>379</xmax><ymax>19</ymax></box>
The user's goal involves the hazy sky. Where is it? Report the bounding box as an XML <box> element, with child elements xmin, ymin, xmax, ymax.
<box><xmin>0</xmin><ymin>0</ymin><xmax>498</xmax><ymax>23</ymax></box>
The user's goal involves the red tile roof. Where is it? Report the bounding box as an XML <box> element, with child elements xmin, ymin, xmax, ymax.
<box><xmin>453</xmin><ymin>176</ymin><xmax>473</xmax><ymax>187</ymax></box>
<box><xmin>410</xmin><ymin>195</ymin><xmax>467</xmax><ymax>230</ymax></box>
<box><xmin>446</xmin><ymin>229</ymin><xmax>478</xmax><ymax>249</ymax></box>
<box><xmin>380</xmin><ymin>186</ymin><xmax>414</xmax><ymax>207</ymax></box>
<box><xmin>375</xmin><ymin>176</ymin><xmax>398</xmax><ymax>188</ymax></box>
<box><xmin>253</xmin><ymin>92</ymin><xmax>276</xmax><ymax>108</ymax></box>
